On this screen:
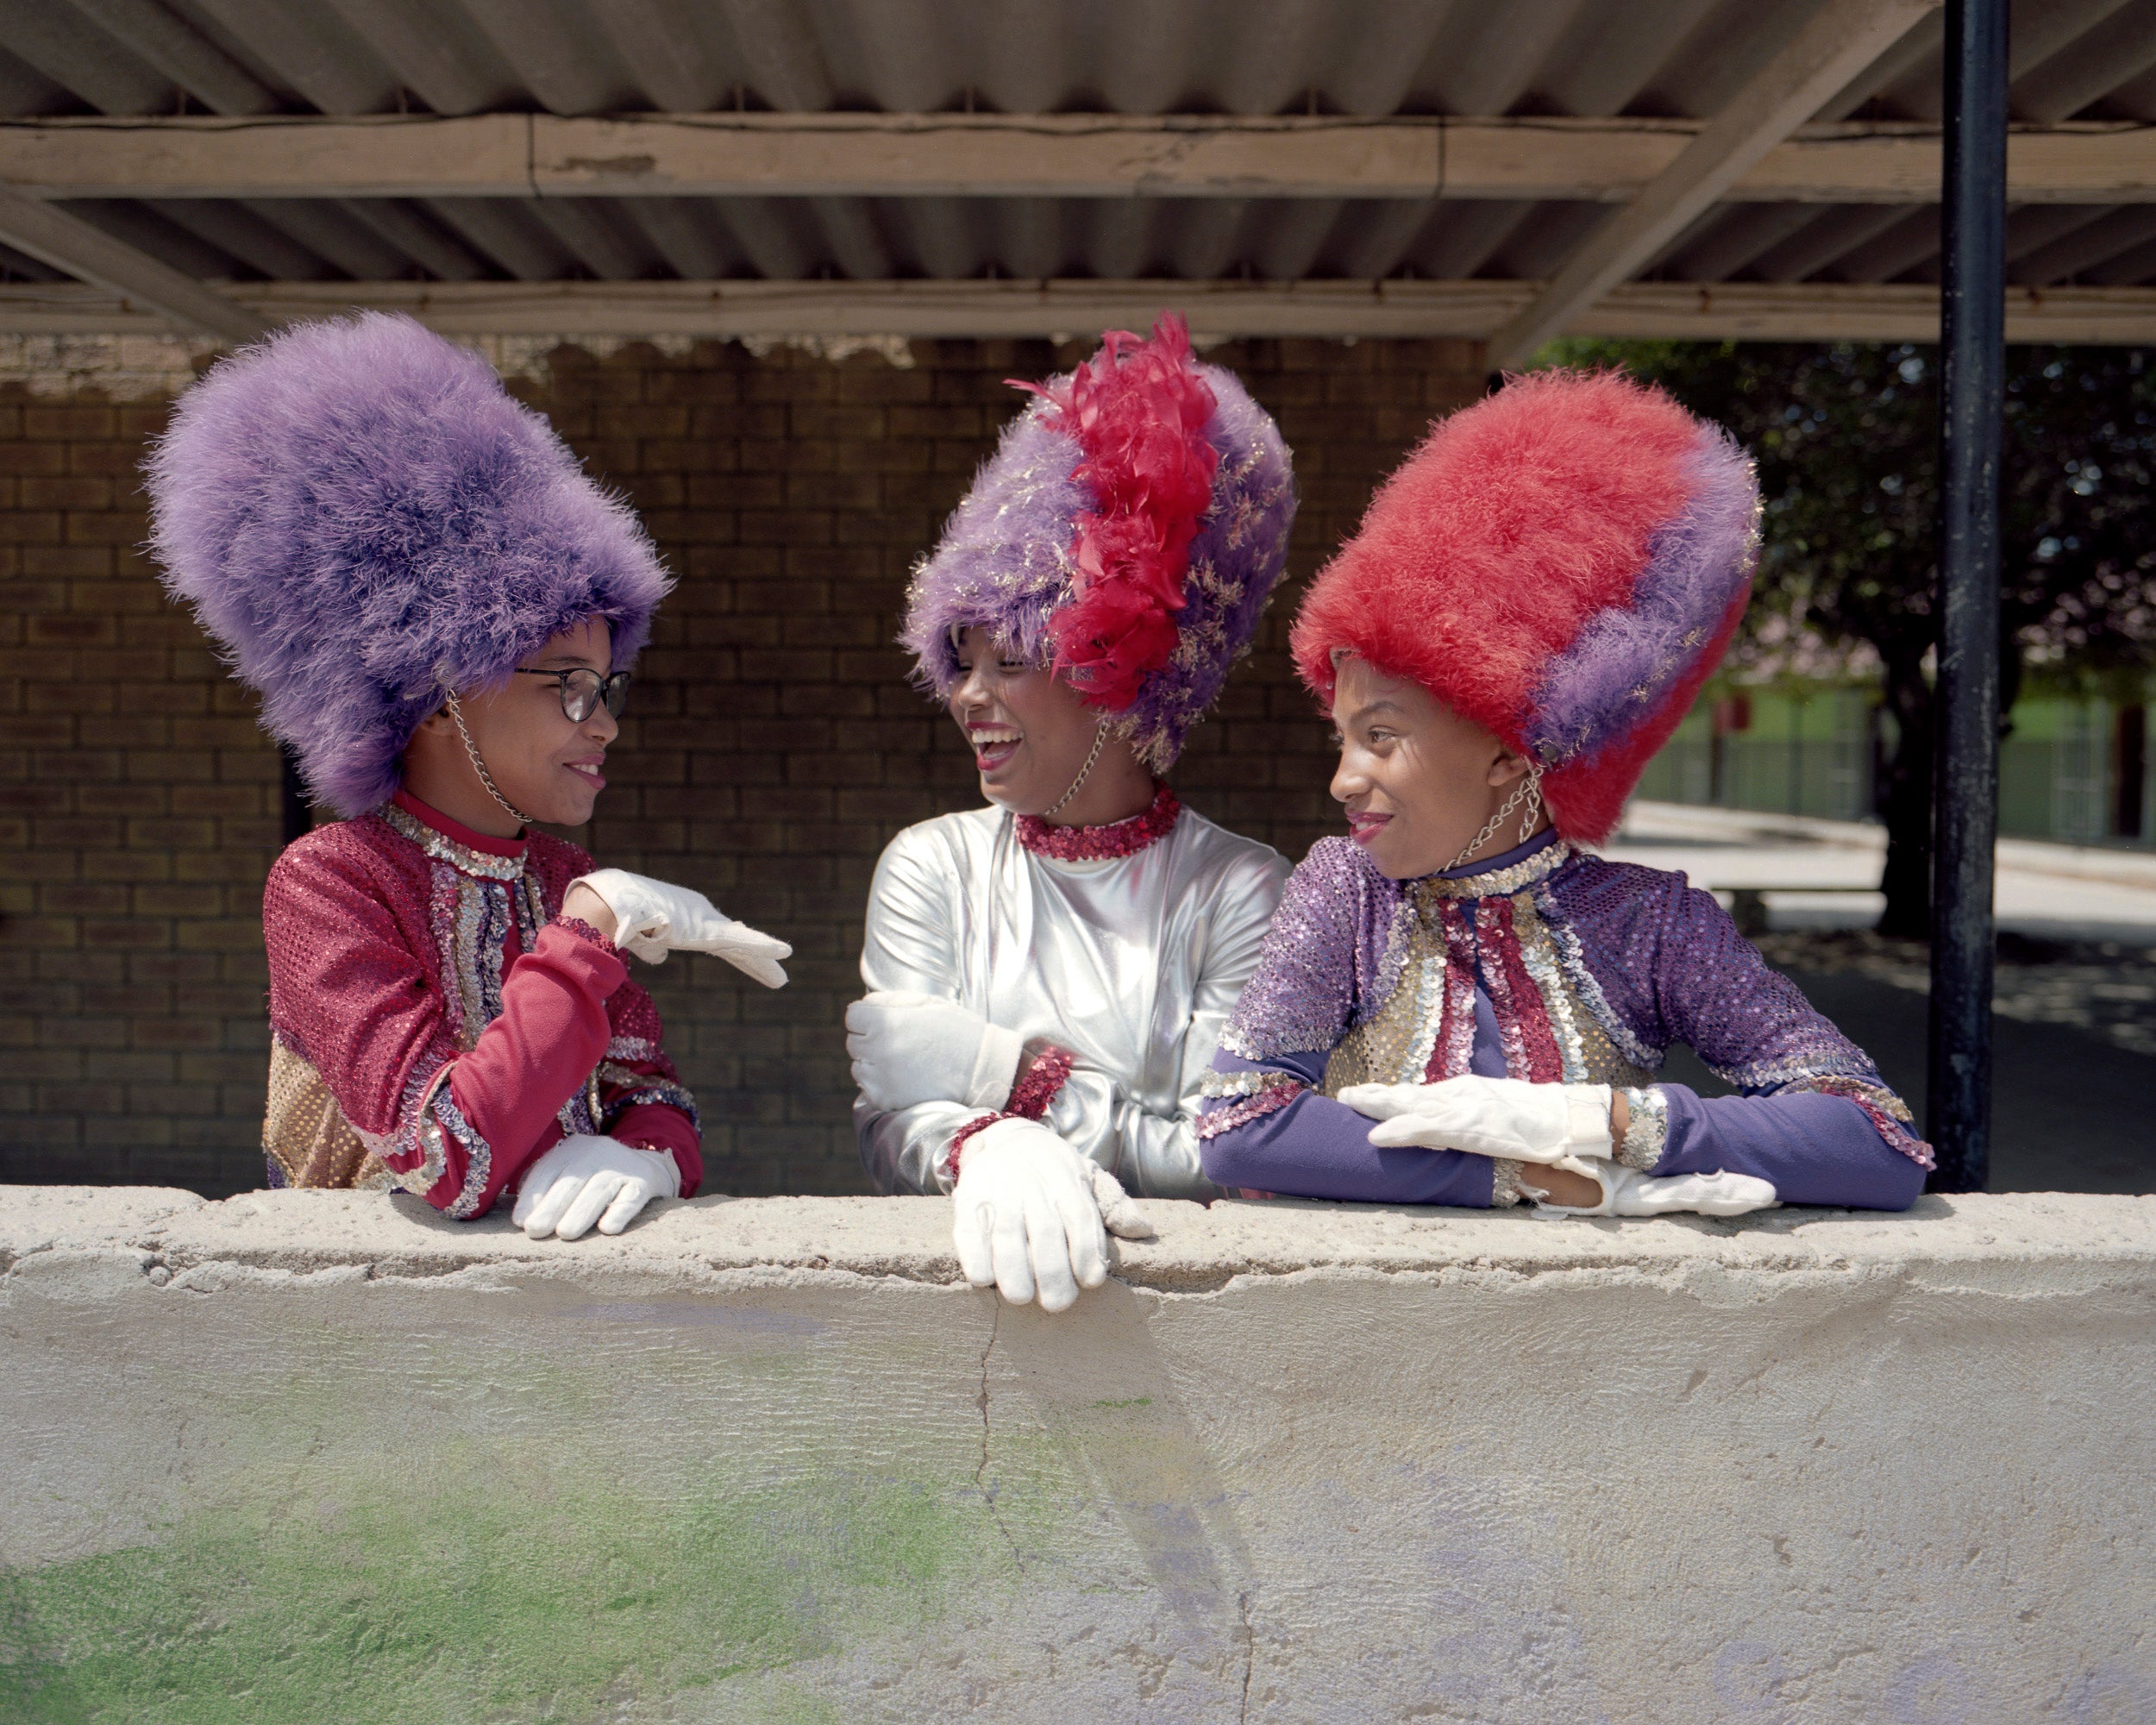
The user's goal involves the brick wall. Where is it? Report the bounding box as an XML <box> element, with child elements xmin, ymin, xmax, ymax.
<box><xmin>0</xmin><ymin>334</ymin><xmax>1487</xmax><ymax>1197</ymax></box>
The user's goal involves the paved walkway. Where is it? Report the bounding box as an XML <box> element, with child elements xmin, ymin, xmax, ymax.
<box><xmin>1614</xmin><ymin>801</ymin><xmax>2155</xmax><ymax>1194</ymax></box>
<box><xmin>1609</xmin><ymin>799</ymin><xmax>2156</xmax><ymax>944</ymax></box>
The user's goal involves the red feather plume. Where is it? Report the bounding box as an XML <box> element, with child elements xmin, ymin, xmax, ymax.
<box><xmin>1014</xmin><ymin>314</ymin><xmax>1219</xmax><ymax>710</ymax></box>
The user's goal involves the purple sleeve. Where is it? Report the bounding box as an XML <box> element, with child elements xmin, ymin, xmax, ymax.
<box><xmin>1647</xmin><ymin>1084</ymin><xmax>1926</xmax><ymax>1209</ymax></box>
<box><xmin>1564</xmin><ymin>863</ymin><xmax>1934</xmax><ymax>1174</ymax></box>
<box><xmin>1199</xmin><ymin>1051</ymin><xmax>1499</xmax><ymax>1207</ymax></box>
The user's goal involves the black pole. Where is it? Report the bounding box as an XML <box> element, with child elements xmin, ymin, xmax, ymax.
<box><xmin>1926</xmin><ymin>0</ymin><xmax>2007</xmax><ymax>1191</ymax></box>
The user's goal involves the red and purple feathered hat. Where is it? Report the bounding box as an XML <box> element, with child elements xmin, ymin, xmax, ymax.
<box><xmin>146</xmin><ymin>312</ymin><xmax>671</xmax><ymax>818</ymax></box>
<box><xmin>1291</xmin><ymin>368</ymin><xmax>1760</xmax><ymax>844</ymax></box>
<box><xmin>900</xmin><ymin>315</ymin><xmax>1296</xmax><ymax>772</ymax></box>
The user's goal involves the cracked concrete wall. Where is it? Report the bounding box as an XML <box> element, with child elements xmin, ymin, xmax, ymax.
<box><xmin>3</xmin><ymin>1187</ymin><xmax>2152</xmax><ymax>1723</ymax></box>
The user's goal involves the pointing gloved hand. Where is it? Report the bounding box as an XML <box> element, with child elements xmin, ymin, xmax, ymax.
<box><xmin>1526</xmin><ymin>1161</ymin><xmax>1779</xmax><ymax>1220</ymax></box>
<box><xmin>950</xmin><ymin>1117</ymin><xmax>1151</xmax><ymax>1312</ymax></box>
<box><xmin>1339</xmin><ymin>1076</ymin><xmax>1616</xmax><ymax>1175</ymax></box>
<box><xmin>846</xmin><ymin>989</ymin><xmax>1025</xmax><ymax>1113</ymax></box>
<box><xmin>566</xmin><ymin>869</ymin><xmax>791</xmax><ymax>986</ymax></box>
<box><xmin>512</xmin><ymin>1133</ymin><xmax>681</xmax><ymax>1239</ymax></box>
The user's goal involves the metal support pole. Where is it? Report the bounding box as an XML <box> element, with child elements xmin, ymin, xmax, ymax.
<box><xmin>1926</xmin><ymin>0</ymin><xmax>2007</xmax><ymax>1190</ymax></box>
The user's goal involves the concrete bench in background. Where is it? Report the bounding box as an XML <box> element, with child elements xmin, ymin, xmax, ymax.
<box><xmin>3</xmin><ymin>1187</ymin><xmax>2150</xmax><ymax>1722</ymax></box>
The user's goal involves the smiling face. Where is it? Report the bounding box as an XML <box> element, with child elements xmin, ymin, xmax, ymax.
<box><xmin>1328</xmin><ymin>655</ymin><xmax>1541</xmax><ymax>880</ymax></box>
<box><xmin>946</xmin><ymin>625</ymin><xmax>1153</xmax><ymax>823</ymax></box>
<box><xmin>403</xmin><ymin>617</ymin><xmax>620</xmax><ymax>834</ymax></box>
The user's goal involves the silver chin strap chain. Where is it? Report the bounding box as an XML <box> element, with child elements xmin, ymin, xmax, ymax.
<box><xmin>441</xmin><ymin>686</ymin><xmax>535</xmax><ymax>829</ymax></box>
<box><xmin>1041</xmin><ymin>718</ymin><xmax>1112</xmax><ymax>819</ymax></box>
<box><xmin>1445</xmin><ymin>768</ymin><xmax>1544</xmax><ymax>872</ymax></box>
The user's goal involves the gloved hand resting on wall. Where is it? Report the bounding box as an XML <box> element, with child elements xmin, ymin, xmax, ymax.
<box><xmin>1340</xmin><ymin>1076</ymin><xmax>1777</xmax><ymax>1217</ymax></box>
<box><xmin>513</xmin><ymin>1133</ymin><xmax>680</xmax><ymax>1239</ymax></box>
<box><xmin>1529</xmin><ymin>1162</ymin><xmax>1779</xmax><ymax>1219</ymax></box>
<box><xmin>950</xmin><ymin>1116</ymin><xmax>1154</xmax><ymax>1312</ymax></box>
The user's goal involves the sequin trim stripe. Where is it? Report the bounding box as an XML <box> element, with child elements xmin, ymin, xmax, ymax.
<box><xmin>1490</xmin><ymin>1157</ymin><xmax>1528</xmax><ymax>1208</ymax></box>
<box><xmin>555</xmin><ymin>1076</ymin><xmax>602</xmax><ymax>1140</ymax></box>
<box><xmin>375</xmin><ymin>1062</ymin><xmax>449</xmax><ymax>1198</ymax></box>
<box><xmin>1478</xmin><ymin>897</ymin><xmax>1566</xmax><ymax>1084</ymax></box>
<box><xmin>1719</xmin><ymin>1053</ymin><xmax>1918</xmax><ymax>1104</ymax></box>
<box><xmin>1200</xmin><ymin>1068</ymin><xmax>1304</xmax><ymax>1100</ymax></box>
<box><xmin>1426</xmin><ymin>900</ymin><xmax>1479</xmax><ymax>1082</ymax></box>
<box><xmin>943</xmin><ymin>1112</ymin><xmax>1003</xmax><ymax>1188</ymax></box>
<box><xmin>605</xmin><ymin>1035</ymin><xmax>660</xmax><ymax>1063</ymax></box>
<box><xmin>1534</xmin><ymin>881</ymin><xmax>1664</xmax><ymax>1073</ymax></box>
<box><xmin>377</xmin><ymin>802</ymin><xmax>527</xmax><ymax>881</ymax></box>
<box><xmin>1416</xmin><ymin>839</ymin><xmax>1575</xmax><ymax>900</ymax></box>
<box><xmin>1014</xmin><ymin>781</ymin><xmax>1182</xmax><ymax>862</ymax></box>
<box><xmin>1513</xmin><ymin>895</ymin><xmax>1591</xmax><ymax>1083</ymax></box>
<box><xmin>425</xmin><ymin>864</ymin><xmax>467</xmax><ymax>1047</ymax></box>
<box><xmin>1804</xmin><ymin>1076</ymin><xmax>1934</xmax><ymax>1170</ymax></box>
<box><xmin>1196</xmin><ymin>1081</ymin><xmax>1305</xmax><ymax>1140</ymax></box>
<box><xmin>514</xmin><ymin>875</ymin><xmax>545</xmax><ymax>952</ymax></box>
<box><xmin>1006</xmin><ymin>1044</ymin><xmax>1075</xmax><ymax>1120</ymax></box>
<box><xmin>431</xmin><ymin>1082</ymin><xmax>494</xmax><ymax>1220</ymax></box>
<box><xmin>605</xmin><ymin>1080</ymin><xmax>702</xmax><ymax>1135</ymax></box>
<box><xmin>1617</xmin><ymin>1086</ymin><xmax>1669</xmax><ymax>1171</ymax></box>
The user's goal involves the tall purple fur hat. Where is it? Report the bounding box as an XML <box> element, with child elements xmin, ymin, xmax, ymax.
<box><xmin>899</xmin><ymin>316</ymin><xmax>1296</xmax><ymax>772</ymax></box>
<box><xmin>146</xmin><ymin>312</ymin><xmax>670</xmax><ymax>818</ymax></box>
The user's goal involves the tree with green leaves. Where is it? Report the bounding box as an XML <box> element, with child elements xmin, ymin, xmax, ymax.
<box><xmin>1545</xmin><ymin>340</ymin><xmax>2156</xmax><ymax>934</ymax></box>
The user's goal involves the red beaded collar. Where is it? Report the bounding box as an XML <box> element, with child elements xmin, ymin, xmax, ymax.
<box><xmin>1015</xmin><ymin>781</ymin><xmax>1182</xmax><ymax>862</ymax></box>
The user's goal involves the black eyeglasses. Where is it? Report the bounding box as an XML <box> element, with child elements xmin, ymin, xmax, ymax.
<box><xmin>516</xmin><ymin>667</ymin><xmax>631</xmax><ymax>723</ymax></box>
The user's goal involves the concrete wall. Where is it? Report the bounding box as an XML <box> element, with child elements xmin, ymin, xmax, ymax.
<box><xmin>0</xmin><ymin>332</ymin><xmax>1487</xmax><ymax>1196</ymax></box>
<box><xmin>3</xmin><ymin>1186</ymin><xmax>2151</xmax><ymax>1723</ymax></box>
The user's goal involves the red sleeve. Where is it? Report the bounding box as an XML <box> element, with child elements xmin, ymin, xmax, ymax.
<box><xmin>441</xmin><ymin>921</ymin><xmax>629</xmax><ymax>1214</ymax></box>
<box><xmin>589</xmin><ymin>974</ymin><xmax>704</xmax><ymax>1196</ymax></box>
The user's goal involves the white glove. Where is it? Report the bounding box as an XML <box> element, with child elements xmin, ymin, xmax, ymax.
<box><xmin>1340</xmin><ymin>1076</ymin><xmax>1615</xmax><ymax>1174</ymax></box>
<box><xmin>511</xmin><ymin>1133</ymin><xmax>681</xmax><ymax>1239</ymax></box>
<box><xmin>1088</xmin><ymin>1162</ymin><xmax>1156</xmax><ymax>1243</ymax></box>
<box><xmin>567</xmin><ymin>869</ymin><xmax>790</xmax><ymax>986</ymax></box>
<box><xmin>846</xmin><ymin>989</ymin><xmax>1025</xmax><ymax>1113</ymax></box>
<box><xmin>950</xmin><ymin>1117</ymin><xmax>1117</xmax><ymax>1313</ymax></box>
<box><xmin>1527</xmin><ymin>1161</ymin><xmax>1780</xmax><ymax>1219</ymax></box>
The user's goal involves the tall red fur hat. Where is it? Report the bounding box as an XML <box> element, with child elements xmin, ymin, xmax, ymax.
<box><xmin>1291</xmin><ymin>369</ymin><xmax>1760</xmax><ymax>844</ymax></box>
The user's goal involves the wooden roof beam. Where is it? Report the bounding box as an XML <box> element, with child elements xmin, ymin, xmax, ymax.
<box><xmin>1485</xmin><ymin>0</ymin><xmax>1945</xmax><ymax>368</ymax></box>
<box><xmin>3</xmin><ymin>111</ymin><xmax>2154</xmax><ymax>204</ymax></box>
<box><xmin>0</xmin><ymin>189</ymin><xmax>266</xmax><ymax>341</ymax></box>
<box><xmin>0</xmin><ymin>277</ymin><xmax>2150</xmax><ymax>346</ymax></box>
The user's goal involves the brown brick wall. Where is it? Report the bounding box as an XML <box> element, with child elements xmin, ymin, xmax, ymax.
<box><xmin>0</xmin><ymin>335</ymin><xmax>1487</xmax><ymax>1196</ymax></box>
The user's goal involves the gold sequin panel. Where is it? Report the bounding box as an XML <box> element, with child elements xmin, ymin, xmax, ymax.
<box><xmin>263</xmin><ymin>1039</ymin><xmax>395</xmax><ymax>1191</ymax></box>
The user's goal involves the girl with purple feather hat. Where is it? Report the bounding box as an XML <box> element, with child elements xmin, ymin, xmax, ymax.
<box><xmin>846</xmin><ymin>316</ymin><xmax>1298</xmax><ymax>1311</ymax></box>
<box><xmin>147</xmin><ymin>313</ymin><xmax>789</xmax><ymax>1239</ymax></box>
<box><xmin>1197</xmin><ymin>369</ymin><xmax>1930</xmax><ymax>1216</ymax></box>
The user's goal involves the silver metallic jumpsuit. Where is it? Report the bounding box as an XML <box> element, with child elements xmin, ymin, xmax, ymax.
<box><xmin>855</xmin><ymin>799</ymin><xmax>1289</xmax><ymax>1198</ymax></box>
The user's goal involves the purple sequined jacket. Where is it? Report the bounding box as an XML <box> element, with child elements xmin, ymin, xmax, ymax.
<box><xmin>1199</xmin><ymin>830</ymin><xmax>1930</xmax><ymax>1210</ymax></box>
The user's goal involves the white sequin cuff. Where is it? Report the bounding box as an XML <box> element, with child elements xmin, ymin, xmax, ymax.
<box><xmin>1618</xmin><ymin>1085</ymin><xmax>1669</xmax><ymax>1171</ymax></box>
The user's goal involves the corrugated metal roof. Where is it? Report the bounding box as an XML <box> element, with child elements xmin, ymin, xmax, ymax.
<box><xmin>3</xmin><ymin>0</ymin><xmax>2155</xmax><ymax>294</ymax></box>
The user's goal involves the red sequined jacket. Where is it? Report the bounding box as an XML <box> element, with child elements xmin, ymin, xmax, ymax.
<box><xmin>259</xmin><ymin>790</ymin><xmax>699</xmax><ymax>1218</ymax></box>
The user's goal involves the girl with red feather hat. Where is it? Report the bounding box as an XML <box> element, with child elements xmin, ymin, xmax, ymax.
<box><xmin>847</xmin><ymin>317</ymin><xmax>1298</xmax><ymax>1309</ymax></box>
<box><xmin>1197</xmin><ymin>370</ymin><xmax>1929</xmax><ymax>1216</ymax></box>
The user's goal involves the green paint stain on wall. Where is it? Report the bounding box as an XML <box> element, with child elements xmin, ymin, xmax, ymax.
<box><xmin>0</xmin><ymin>1460</ymin><xmax>1004</xmax><ymax>1724</ymax></box>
